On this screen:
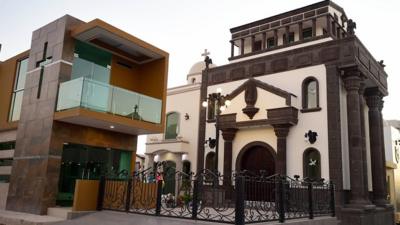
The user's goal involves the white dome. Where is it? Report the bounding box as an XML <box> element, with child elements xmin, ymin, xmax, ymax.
<box><xmin>188</xmin><ymin>61</ymin><xmax>216</xmax><ymax>75</ymax></box>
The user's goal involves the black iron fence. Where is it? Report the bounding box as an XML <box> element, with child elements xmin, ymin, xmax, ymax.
<box><xmin>97</xmin><ymin>169</ymin><xmax>335</xmax><ymax>225</ymax></box>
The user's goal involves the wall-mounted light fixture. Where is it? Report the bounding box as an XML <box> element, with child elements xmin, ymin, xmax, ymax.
<box><xmin>184</xmin><ymin>113</ymin><xmax>190</xmax><ymax>120</ymax></box>
<box><xmin>304</xmin><ymin>130</ymin><xmax>318</xmax><ymax>144</ymax></box>
<box><xmin>205</xmin><ymin>137</ymin><xmax>216</xmax><ymax>149</ymax></box>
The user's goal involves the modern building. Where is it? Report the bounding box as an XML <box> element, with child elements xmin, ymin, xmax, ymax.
<box><xmin>145</xmin><ymin>1</ymin><xmax>393</xmax><ymax>224</ymax></box>
<box><xmin>384</xmin><ymin>120</ymin><xmax>400</xmax><ymax>222</ymax></box>
<box><xmin>0</xmin><ymin>15</ymin><xmax>169</xmax><ymax>214</ymax></box>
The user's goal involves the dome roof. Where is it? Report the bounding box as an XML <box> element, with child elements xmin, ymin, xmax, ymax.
<box><xmin>188</xmin><ymin>61</ymin><xmax>216</xmax><ymax>75</ymax></box>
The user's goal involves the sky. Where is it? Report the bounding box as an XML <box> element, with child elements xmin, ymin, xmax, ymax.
<box><xmin>0</xmin><ymin>0</ymin><xmax>399</xmax><ymax>154</ymax></box>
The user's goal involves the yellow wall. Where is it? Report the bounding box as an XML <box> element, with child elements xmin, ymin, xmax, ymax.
<box><xmin>110</xmin><ymin>55</ymin><xmax>140</xmax><ymax>93</ymax></box>
<box><xmin>72</xmin><ymin>180</ymin><xmax>99</xmax><ymax>211</ymax></box>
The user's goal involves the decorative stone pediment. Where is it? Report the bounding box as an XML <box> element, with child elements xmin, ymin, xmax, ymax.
<box><xmin>221</xmin><ymin>78</ymin><xmax>295</xmax><ymax>122</ymax></box>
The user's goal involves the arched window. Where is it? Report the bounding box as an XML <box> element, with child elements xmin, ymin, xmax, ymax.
<box><xmin>303</xmin><ymin>148</ymin><xmax>321</xmax><ymax>181</ymax></box>
<box><xmin>165</xmin><ymin>112</ymin><xmax>179</xmax><ymax>139</ymax></box>
<box><xmin>302</xmin><ymin>77</ymin><xmax>320</xmax><ymax>111</ymax></box>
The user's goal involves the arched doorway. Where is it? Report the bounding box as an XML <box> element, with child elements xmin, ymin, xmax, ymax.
<box><xmin>236</xmin><ymin>142</ymin><xmax>276</xmax><ymax>176</ymax></box>
<box><xmin>236</xmin><ymin>141</ymin><xmax>276</xmax><ymax>201</ymax></box>
<box><xmin>205</xmin><ymin>152</ymin><xmax>215</xmax><ymax>171</ymax></box>
<box><xmin>162</xmin><ymin>161</ymin><xmax>176</xmax><ymax>195</ymax></box>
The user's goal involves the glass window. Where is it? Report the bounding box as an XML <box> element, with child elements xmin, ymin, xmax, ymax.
<box><xmin>303</xmin><ymin>148</ymin><xmax>321</xmax><ymax>181</ymax></box>
<box><xmin>9</xmin><ymin>58</ymin><xmax>29</xmax><ymax>121</ymax></box>
<box><xmin>303</xmin><ymin>27</ymin><xmax>313</xmax><ymax>39</ymax></box>
<box><xmin>302</xmin><ymin>78</ymin><xmax>318</xmax><ymax>109</ymax></box>
<box><xmin>267</xmin><ymin>38</ymin><xmax>275</xmax><ymax>48</ymax></box>
<box><xmin>71</xmin><ymin>41</ymin><xmax>112</xmax><ymax>83</ymax></box>
<box><xmin>283</xmin><ymin>32</ymin><xmax>295</xmax><ymax>44</ymax></box>
<box><xmin>207</xmin><ymin>99</ymin><xmax>218</xmax><ymax>120</ymax></box>
<box><xmin>165</xmin><ymin>112</ymin><xmax>179</xmax><ymax>139</ymax></box>
<box><xmin>0</xmin><ymin>141</ymin><xmax>16</xmax><ymax>150</ymax></box>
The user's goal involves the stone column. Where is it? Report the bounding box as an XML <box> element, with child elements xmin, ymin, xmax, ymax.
<box><xmin>298</xmin><ymin>22</ymin><xmax>303</xmax><ymax>41</ymax></box>
<box><xmin>284</xmin><ymin>26</ymin><xmax>290</xmax><ymax>44</ymax></box>
<box><xmin>326</xmin><ymin>15</ymin><xmax>331</xmax><ymax>36</ymax></box>
<box><xmin>273</xmin><ymin>29</ymin><xmax>278</xmax><ymax>46</ymax></box>
<box><xmin>366</xmin><ymin>89</ymin><xmax>388</xmax><ymax>206</ymax></box>
<box><xmin>359</xmin><ymin>83</ymin><xmax>370</xmax><ymax>201</ymax></box>
<box><xmin>251</xmin><ymin>35</ymin><xmax>255</xmax><ymax>52</ymax></box>
<box><xmin>273</xmin><ymin>125</ymin><xmax>290</xmax><ymax>175</ymax></box>
<box><xmin>312</xmin><ymin>18</ymin><xmax>317</xmax><ymax>37</ymax></box>
<box><xmin>378</xmin><ymin>99</ymin><xmax>389</xmax><ymax>206</ymax></box>
<box><xmin>262</xmin><ymin>32</ymin><xmax>266</xmax><ymax>49</ymax></box>
<box><xmin>222</xmin><ymin>128</ymin><xmax>237</xmax><ymax>186</ymax></box>
<box><xmin>240</xmin><ymin>38</ymin><xmax>244</xmax><ymax>55</ymax></box>
<box><xmin>230</xmin><ymin>40</ymin><xmax>234</xmax><ymax>58</ymax></box>
<box><xmin>343</xmin><ymin>68</ymin><xmax>370</xmax><ymax>206</ymax></box>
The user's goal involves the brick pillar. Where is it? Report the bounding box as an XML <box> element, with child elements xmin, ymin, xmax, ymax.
<box><xmin>273</xmin><ymin>125</ymin><xmax>290</xmax><ymax>175</ymax></box>
<box><xmin>366</xmin><ymin>89</ymin><xmax>388</xmax><ymax>206</ymax></box>
<box><xmin>342</xmin><ymin>68</ymin><xmax>370</xmax><ymax>206</ymax></box>
<box><xmin>222</xmin><ymin>128</ymin><xmax>237</xmax><ymax>186</ymax></box>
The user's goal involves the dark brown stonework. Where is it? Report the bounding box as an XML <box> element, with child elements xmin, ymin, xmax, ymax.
<box><xmin>6</xmin><ymin>16</ymin><xmax>85</xmax><ymax>215</ymax></box>
<box><xmin>273</xmin><ymin>124</ymin><xmax>290</xmax><ymax>175</ymax></box>
<box><xmin>304</xmin><ymin>11</ymin><xmax>316</xmax><ymax>18</ymax></box>
<box><xmin>358</xmin><ymin>83</ymin><xmax>370</xmax><ymax>203</ymax></box>
<box><xmin>230</xmin><ymin>67</ymin><xmax>246</xmax><ymax>81</ymax></box>
<box><xmin>196</xmin><ymin>69</ymin><xmax>209</xmax><ymax>172</ymax></box>
<box><xmin>249</xmin><ymin>63</ymin><xmax>265</xmax><ymax>76</ymax></box>
<box><xmin>242</xmin><ymin>79</ymin><xmax>259</xmax><ymax>119</ymax></box>
<box><xmin>365</xmin><ymin>88</ymin><xmax>388</xmax><ymax>206</ymax></box>
<box><xmin>342</xmin><ymin>67</ymin><xmax>371</xmax><ymax>206</ymax></box>
<box><xmin>317</xmin><ymin>7</ymin><xmax>329</xmax><ymax>15</ymax></box>
<box><xmin>222</xmin><ymin>128</ymin><xmax>237</xmax><ymax>185</ymax></box>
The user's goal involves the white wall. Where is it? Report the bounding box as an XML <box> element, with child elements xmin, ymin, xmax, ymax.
<box><xmin>207</xmin><ymin>64</ymin><xmax>330</xmax><ymax>179</ymax></box>
<box><xmin>146</xmin><ymin>85</ymin><xmax>200</xmax><ymax>172</ymax></box>
<box><xmin>339</xmin><ymin>80</ymin><xmax>350</xmax><ymax>190</ymax></box>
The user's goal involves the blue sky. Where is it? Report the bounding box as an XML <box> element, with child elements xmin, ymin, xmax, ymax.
<box><xmin>0</xmin><ymin>0</ymin><xmax>398</xmax><ymax>153</ymax></box>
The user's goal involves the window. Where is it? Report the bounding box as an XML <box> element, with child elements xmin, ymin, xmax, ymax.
<box><xmin>283</xmin><ymin>32</ymin><xmax>295</xmax><ymax>44</ymax></box>
<box><xmin>267</xmin><ymin>38</ymin><xmax>275</xmax><ymax>48</ymax></box>
<box><xmin>165</xmin><ymin>112</ymin><xmax>179</xmax><ymax>139</ymax></box>
<box><xmin>253</xmin><ymin>40</ymin><xmax>262</xmax><ymax>51</ymax></box>
<box><xmin>9</xmin><ymin>58</ymin><xmax>29</xmax><ymax>121</ymax></box>
<box><xmin>205</xmin><ymin>152</ymin><xmax>215</xmax><ymax>171</ymax></box>
<box><xmin>207</xmin><ymin>99</ymin><xmax>218</xmax><ymax>121</ymax></box>
<box><xmin>303</xmin><ymin>148</ymin><xmax>321</xmax><ymax>181</ymax></box>
<box><xmin>302</xmin><ymin>77</ymin><xmax>319</xmax><ymax>111</ymax></box>
<box><xmin>0</xmin><ymin>141</ymin><xmax>15</xmax><ymax>150</ymax></box>
<box><xmin>302</xmin><ymin>27</ymin><xmax>313</xmax><ymax>39</ymax></box>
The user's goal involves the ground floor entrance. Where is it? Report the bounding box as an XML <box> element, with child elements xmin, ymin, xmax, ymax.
<box><xmin>57</xmin><ymin>143</ymin><xmax>133</xmax><ymax>206</ymax></box>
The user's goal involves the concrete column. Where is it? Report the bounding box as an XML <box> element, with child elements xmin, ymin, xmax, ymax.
<box><xmin>343</xmin><ymin>68</ymin><xmax>370</xmax><ymax>206</ymax></box>
<box><xmin>273</xmin><ymin>29</ymin><xmax>278</xmax><ymax>46</ymax></box>
<box><xmin>230</xmin><ymin>40</ymin><xmax>234</xmax><ymax>58</ymax></box>
<box><xmin>222</xmin><ymin>128</ymin><xmax>237</xmax><ymax>186</ymax></box>
<box><xmin>326</xmin><ymin>15</ymin><xmax>332</xmax><ymax>36</ymax></box>
<box><xmin>312</xmin><ymin>18</ymin><xmax>317</xmax><ymax>37</ymax></box>
<box><xmin>366</xmin><ymin>89</ymin><xmax>388</xmax><ymax>206</ymax></box>
<box><xmin>251</xmin><ymin>35</ymin><xmax>255</xmax><ymax>52</ymax></box>
<box><xmin>240</xmin><ymin>38</ymin><xmax>244</xmax><ymax>55</ymax></box>
<box><xmin>262</xmin><ymin>32</ymin><xmax>267</xmax><ymax>49</ymax></box>
<box><xmin>273</xmin><ymin>125</ymin><xmax>290</xmax><ymax>175</ymax></box>
<box><xmin>298</xmin><ymin>22</ymin><xmax>303</xmax><ymax>41</ymax></box>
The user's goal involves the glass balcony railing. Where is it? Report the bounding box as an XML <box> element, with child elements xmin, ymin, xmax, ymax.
<box><xmin>57</xmin><ymin>77</ymin><xmax>162</xmax><ymax>124</ymax></box>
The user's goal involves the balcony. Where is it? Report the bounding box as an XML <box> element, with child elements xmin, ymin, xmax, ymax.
<box><xmin>55</xmin><ymin>77</ymin><xmax>163</xmax><ymax>134</ymax></box>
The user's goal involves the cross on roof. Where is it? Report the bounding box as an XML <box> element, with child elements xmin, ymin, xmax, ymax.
<box><xmin>201</xmin><ymin>49</ymin><xmax>210</xmax><ymax>59</ymax></box>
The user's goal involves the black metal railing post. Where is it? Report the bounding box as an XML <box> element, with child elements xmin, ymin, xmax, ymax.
<box><xmin>155</xmin><ymin>180</ymin><xmax>163</xmax><ymax>216</ymax></box>
<box><xmin>96</xmin><ymin>175</ymin><xmax>106</xmax><ymax>211</ymax></box>
<box><xmin>308</xmin><ymin>182</ymin><xmax>314</xmax><ymax>219</ymax></box>
<box><xmin>125</xmin><ymin>177</ymin><xmax>132</xmax><ymax>212</ymax></box>
<box><xmin>235</xmin><ymin>176</ymin><xmax>245</xmax><ymax>225</ymax></box>
<box><xmin>329</xmin><ymin>181</ymin><xmax>335</xmax><ymax>217</ymax></box>
<box><xmin>278</xmin><ymin>177</ymin><xmax>286</xmax><ymax>223</ymax></box>
<box><xmin>192</xmin><ymin>178</ymin><xmax>200</xmax><ymax>219</ymax></box>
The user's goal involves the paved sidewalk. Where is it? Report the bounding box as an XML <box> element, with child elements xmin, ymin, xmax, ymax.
<box><xmin>0</xmin><ymin>210</ymin><xmax>64</xmax><ymax>225</ymax></box>
<box><xmin>54</xmin><ymin>210</ymin><xmax>339</xmax><ymax>225</ymax></box>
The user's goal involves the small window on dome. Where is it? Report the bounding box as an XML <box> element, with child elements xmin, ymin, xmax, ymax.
<box><xmin>192</xmin><ymin>78</ymin><xmax>196</xmax><ymax>84</ymax></box>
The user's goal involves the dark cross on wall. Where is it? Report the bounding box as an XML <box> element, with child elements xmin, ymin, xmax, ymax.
<box><xmin>35</xmin><ymin>42</ymin><xmax>53</xmax><ymax>99</ymax></box>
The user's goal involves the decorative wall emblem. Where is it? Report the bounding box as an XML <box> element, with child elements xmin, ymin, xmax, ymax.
<box><xmin>242</xmin><ymin>79</ymin><xmax>259</xmax><ymax>119</ymax></box>
<box><xmin>305</xmin><ymin>130</ymin><xmax>318</xmax><ymax>144</ymax></box>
